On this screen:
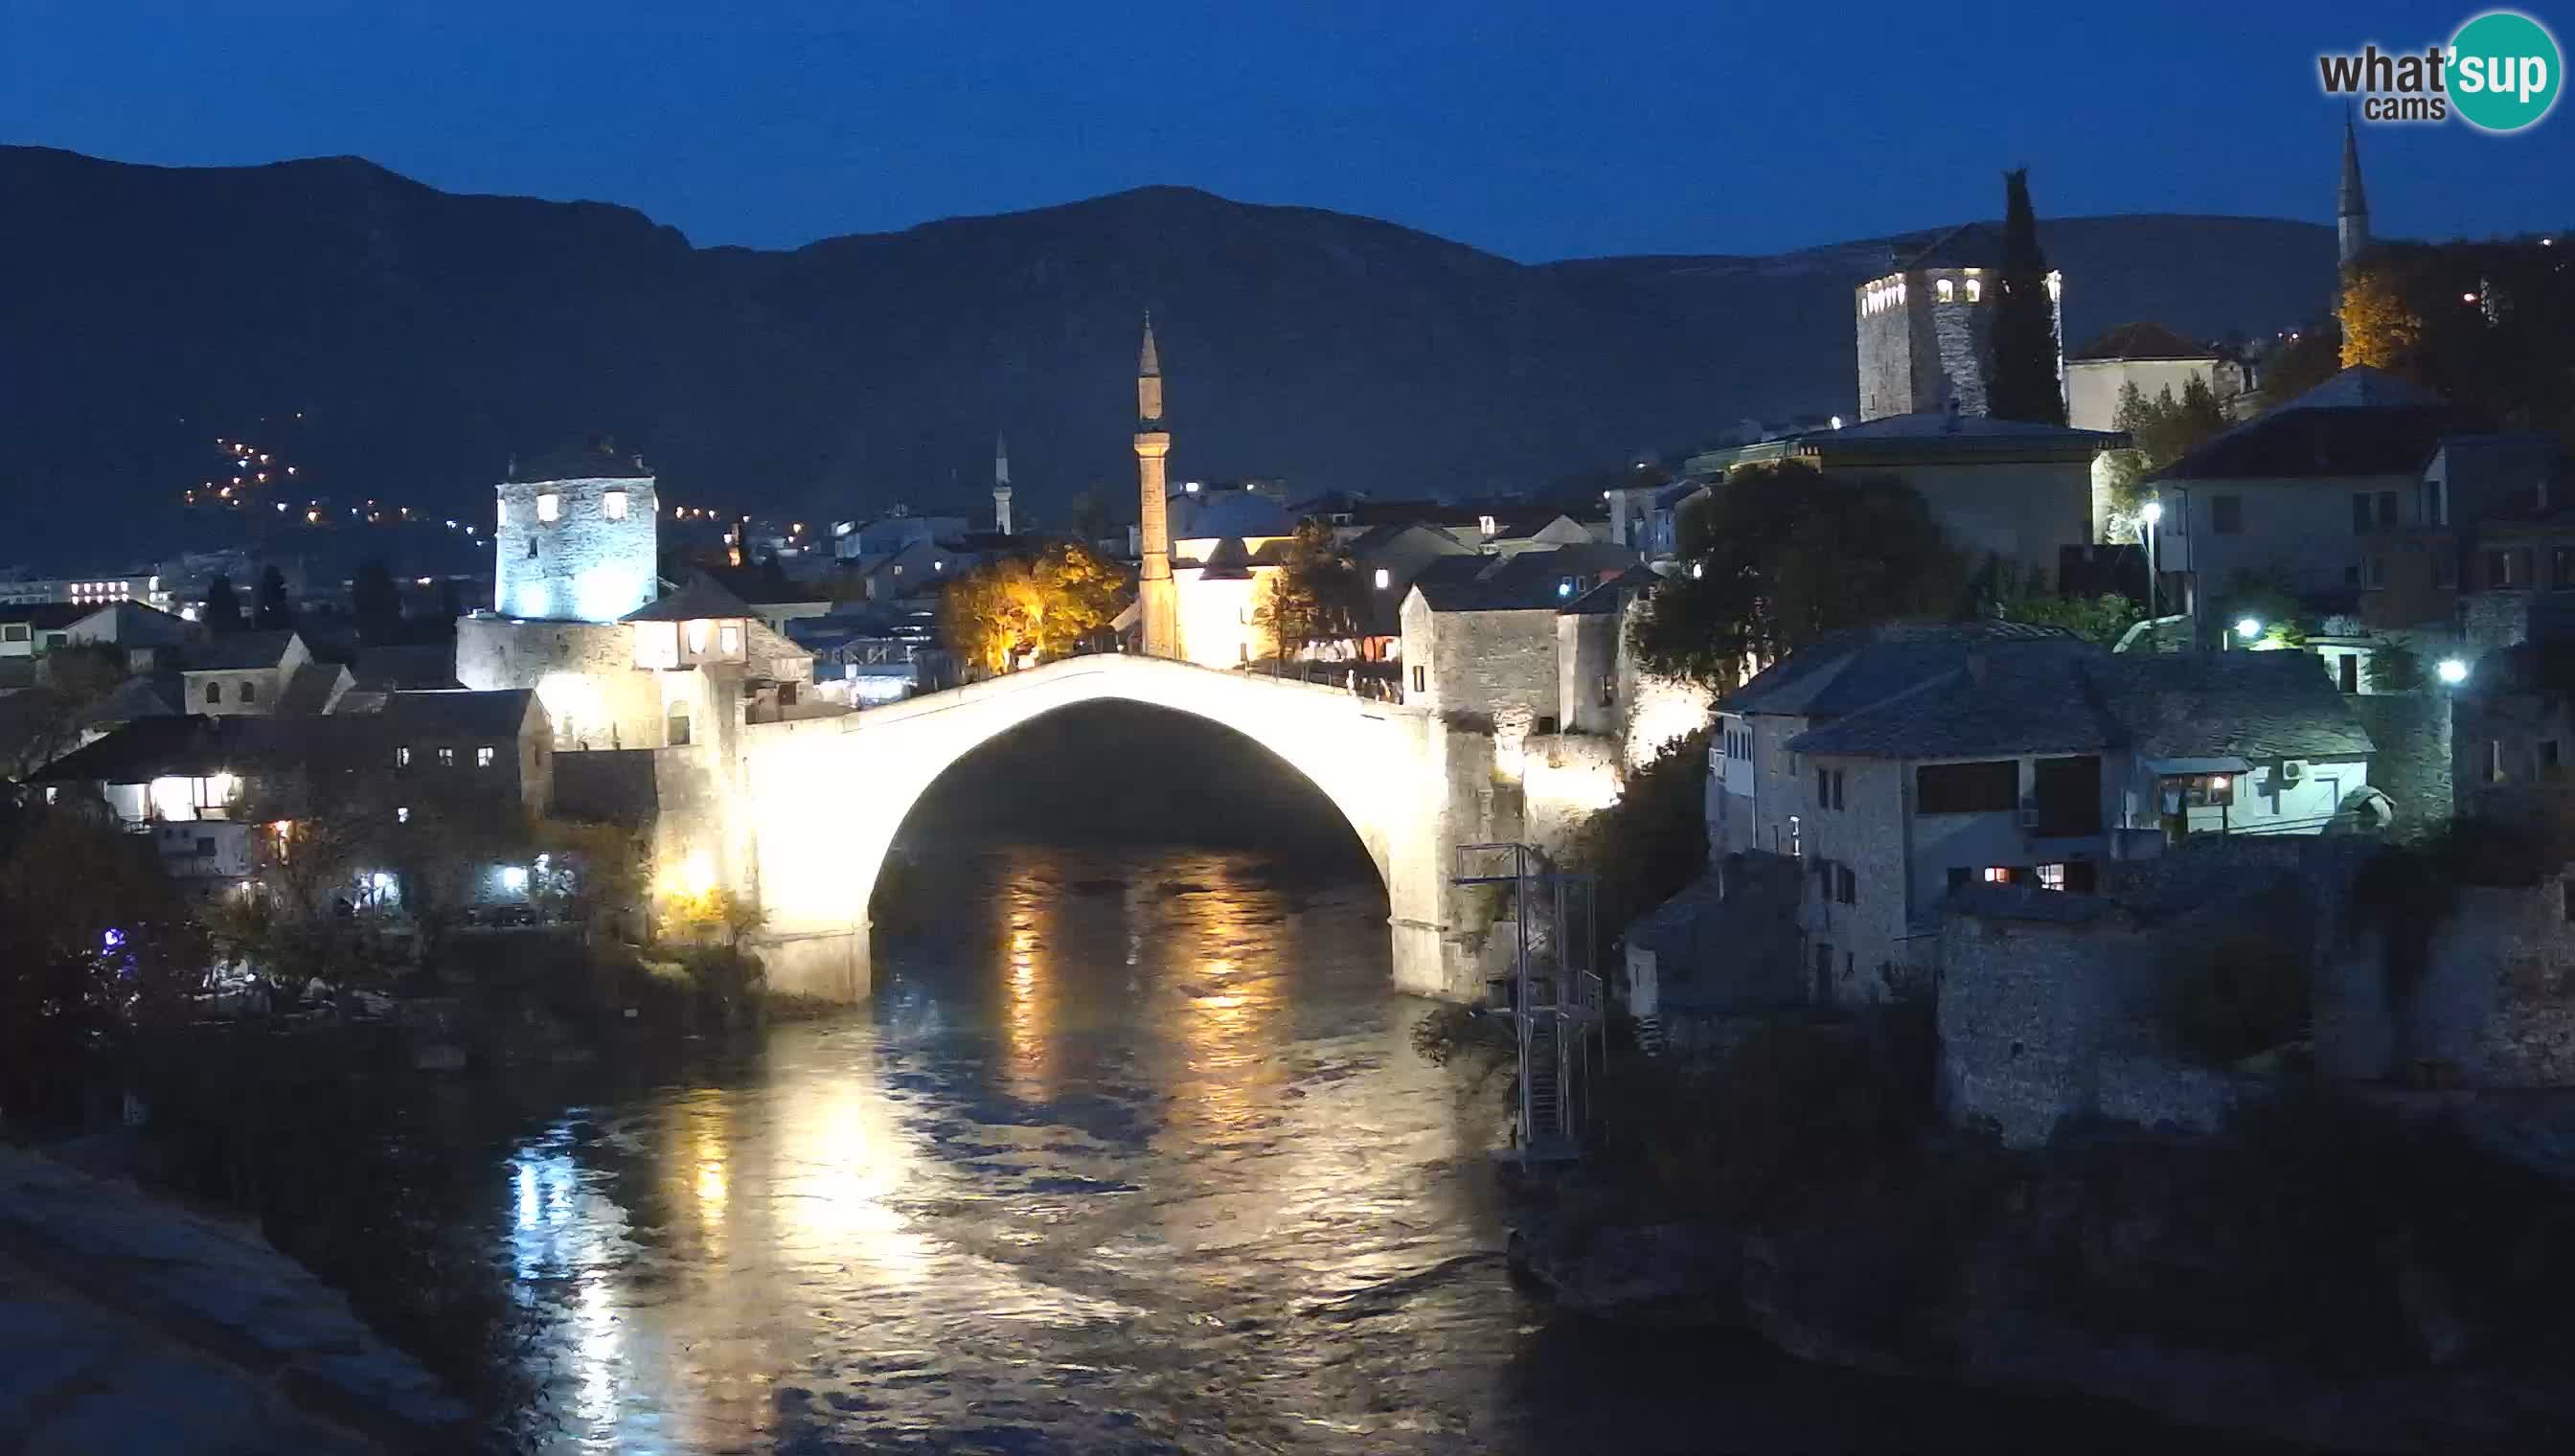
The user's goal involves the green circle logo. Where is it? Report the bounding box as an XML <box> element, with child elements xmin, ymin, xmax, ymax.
<box><xmin>2451</xmin><ymin>11</ymin><xmax>2561</xmax><ymax>131</ymax></box>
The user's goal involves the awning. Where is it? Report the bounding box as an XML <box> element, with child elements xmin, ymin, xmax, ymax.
<box><xmin>2145</xmin><ymin>755</ymin><xmax>2251</xmax><ymax>776</ymax></box>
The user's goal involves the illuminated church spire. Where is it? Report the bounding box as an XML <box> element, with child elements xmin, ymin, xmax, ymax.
<box><xmin>1133</xmin><ymin>312</ymin><xmax>1179</xmax><ymax>658</ymax></box>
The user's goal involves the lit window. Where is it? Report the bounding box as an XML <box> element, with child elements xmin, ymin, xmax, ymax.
<box><xmin>498</xmin><ymin>499</ymin><xmax>509</xmax><ymax>527</ymax></box>
<box><xmin>2037</xmin><ymin>863</ymin><xmax>2067</xmax><ymax>891</ymax></box>
<box><xmin>536</xmin><ymin>493</ymin><xmax>561</xmax><ymax>522</ymax></box>
<box><xmin>476</xmin><ymin>746</ymin><xmax>494</xmax><ymax>767</ymax></box>
<box><xmin>1937</xmin><ymin>279</ymin><xmax>1955</xmax><ymax>303</ymax></box>
<box><xmin>1374</xmin><ymin>568</ymin><xmax>1391</xmax><ymax>590</ymax></box>
<box><xmin>686</xmin><ymin>619</ymin><xmax>711</xmax><ymax>654</ymax></box>
<box><xmin>437</xmin><ymin>747</ymin><xmax>455</xmax><ymax>767</ymax></box>
<box><xmin>934</xmin><ymin>560</ymin><xmax>945</xmax><ymax>571</ymax></box>
<box><xmin>719</xmin><ymin>623</ymin><xmax>741</xmax><ymax>656</ymax></box>
<box><xmin>396</xmin><ymin>745</ymin><xmax>410</xmax><ymax>767</ymax></box>
<box><xmin>1478</xmin><ymin>514</ymin><xmax>1497</xmax><ymax>536</ymax></box>
<box><xmin>604</xmin><ymin>489</ymin><xmax>628</xmax><ymax>520</ymax></box>
<box><xmin>397</xmin><ymin>807</ymin><xmax>410</xmax><ymax>825</ymax></box>
<box><xmin>1966</xmin><ymin>279</ymin><xmax>1983</xmax><ymax>303</ymax></box>
<box><xmin>1982</xmin><ymin>866</ymin><xmax>2013</xmax><ymax>885</ymax></box>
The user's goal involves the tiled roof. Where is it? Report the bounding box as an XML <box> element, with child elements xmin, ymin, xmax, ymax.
<box><xmin>1171</xmin><ymin>489</ymin><xmax>1295</xmax><ymax>540</ymax></box>
<box><xmin>1785</xmin><ymin>644</ymin><xmax>2372</xmax><ymax>762</ymax></box>
<box><xmin>510</xmin><ymin>438</ymin><xmax>650</xmax><ymax>482</ymax></box>
<box><xmin>1410</xmin><ymin>543</ymin><xmax>1641</xmax><ymax>612</ymax></box>
<box><xmin>1722</xmin><ymin>620</ymin><xmax>2083</xmax><ymax>719</ymax></box>
<box><xmin>181</xmin><ymin>630</ymin><xmax>299</xmax><ymax>672</ymax></box>
<box><xmin>350</xmin><ymin>644</ymin><xmax>463</xmax><ymax>692</ymax></box>
<box><xmin>620</xmin><ymin>576</ymin><xmax>754</xmax><ymax>623</ymax></box>
<box><xmin>2156</xmin><ymin>368</ymin><xmax>2456</xmax><ymax>482</ymax></box>
<box><xmin>2070</xmin><ymin>322</ymin><xmax>2218</xmax><ymax>362</ymax></box>
<box><xmin>374</xmin><ymin>689</ymin><xmax>538</xmax><ymax>740</ymax></box>
<box><xmin>0</xmin><ymin>603</ymin><xmax>87</xmax><ymax>629</ymax></box>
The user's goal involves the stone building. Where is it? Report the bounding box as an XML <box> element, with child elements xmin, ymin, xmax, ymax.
<box><xmin>2147</xmin><ymin>366</ymin><xmax>2459</xmax><ymax>608</ymax></box>
<box><xmin>1855</xmin><ymin>223</ymin><xmax>2062</xmax><ymax>423</ymax></box>
<box><xmin>491</xmin><ymin>440</ymin><xmax>658</xmax><ymax>625</ymax></box>
<box><xmin>1398</xmin><ymin>542</ymin><xmax>1640</xmax><ymax>751</ymax></box>
<box><xmin>2062</xmin><ymin>322</ymin><xmax>2230</xmax><ymax>434</ymax></box>
<box><xmin>1685</xmin><ymin>412</ymin><xmax>2117</xmax><ymax>576</ymax></box>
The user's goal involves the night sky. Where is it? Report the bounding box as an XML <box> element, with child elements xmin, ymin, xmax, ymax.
<box><xmin>6</xmin><ymin>1</ymin><xmax>2566</xmax><ymax>260</ymax></box>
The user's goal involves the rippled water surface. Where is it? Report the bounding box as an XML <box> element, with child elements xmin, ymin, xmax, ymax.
<box><xmin>473</xmin><ymin>844</ymin><xmax>2189</xmax><ymax>1453</ymax></box>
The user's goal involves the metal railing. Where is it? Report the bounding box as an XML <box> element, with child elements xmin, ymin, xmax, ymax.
<box><xmin>1455</xmin><ymin>841</ymin><xmax>1603</xmax><ymax>1160</ymax></box>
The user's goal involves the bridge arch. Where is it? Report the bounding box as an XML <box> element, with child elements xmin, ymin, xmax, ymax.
<box><xmin>728</xmin><ymin>655</ymin><xmax>1487</xmax><ymax>1002</ymax></box>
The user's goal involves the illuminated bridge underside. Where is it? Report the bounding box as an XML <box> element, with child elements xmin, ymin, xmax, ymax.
<box><xmin>734</xmin><ymin>654</ymin><xmax>1497</xmax><ymax>1003</ymax></box>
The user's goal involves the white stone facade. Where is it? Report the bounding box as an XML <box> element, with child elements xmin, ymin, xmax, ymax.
<box><xmin>494</xmin><ymin>473</ymin><xmax>659</xmax><ymax>623</ymax></box>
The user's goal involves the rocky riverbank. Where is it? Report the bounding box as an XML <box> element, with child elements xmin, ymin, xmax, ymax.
<box><xmin>0</xmin><ymin>1145</ymin><xmax>477</xmax><ymax>1454</ymax></box>
<box><xmin>1509</xmin><ymin>1115</ymin><xmax>2575</xmax><ymax>1454</ymax></box>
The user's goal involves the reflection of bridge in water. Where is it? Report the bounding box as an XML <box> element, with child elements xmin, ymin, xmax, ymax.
<box><xmin>689</xmin><ymin>653</ymin><xmax>1521</xmax><ymax>1003</ymax></box>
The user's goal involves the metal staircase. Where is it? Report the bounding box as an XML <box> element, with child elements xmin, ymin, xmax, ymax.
<box><xmin>1455</xmin><ymin>842</ymin><xmax>1602</xmax><ymax>1162</ymax></box>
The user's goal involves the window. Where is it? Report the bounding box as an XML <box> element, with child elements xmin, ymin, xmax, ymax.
<box><xmin>1788</xmin><ymin>814</ymin><xmax>1802</xmax><ymax>857</ymax></box>
<box><xmin>1598</xmin><ymin>673</ymin><xmax>1615</xmax><ymax>708</ymax></box>
<box><xmin>1936</xmin><ymin>278</ymin><xmax>1955</xmax><ymax>303</ymax></box>
<box><xmin>476</xmin><ymin>745</ymin><xmax>495</xmax><ymax>767</ymax></box>
<box><xmin>498</xmin><ymin>499</ymin><xmax>509</xmax><ymax>527</ymax></box>
<box><xmin>239</xmin><ymin>680</ymin><xmax>256</xmax><ymax>704</ymax></box>
<box><xmin>686</xmin><ymin>619</ymin><xmax>711</xmax><ymax>654</ymax></box>
<box><xmin>1410</xmin><ymin>665</ymin><xmax>1425</xmax><ymax>694</ymax></box>
<box><xmin>2490</xmin><ymin>739</ymin><xmax>2506</xmax><ymax>783</ymax></box>
<box><xmin>1816</xmin><ymin>766</ymin><xmax>1829</xmax><ymax>806</ymax></box>
<box><xmin>536</xmin><ymin>492</ymin><xmax>561</xmax><ymax>522</ymax></box>
<box><xmin>2</xmin><ymin>624</ymin><xmax>26</xmax><ymax>642</ymax></box>
<box><xmin>2542</xmin><ymin>740</ymin><xmax>2562</xmax><ymax>772</ymax></box>
<box><xmin>2338</xmin><ymin>652</ymin><xmax>2360</xmax><ymax>694</ymax></box>
<box><xmin>603</xmin><ymin>489</ymin><xmax>628</xmax><ymax>520</ymax></box>
<box><xmin>1965</xmin><ymin>278</ymin><xmax>1983</xmax><ymax>303</ymax></box>
<box><xmin>2030</xmin><ymin>755</ymin><xmax>2101</xmax><ymax>835</ymax></box>
<box><xmin>396</xmin><ymin>745</ymin><xmax>411</xmax><ymax>767</ymax></box>
<box><xmin>2353</xmin><ymin>492</ymin><xmax>2374</xmax><ymax>534</ymax></box>
<box><xmin>2036</xmin><ymin>863</ymin><xmax>2067</xmax><ymax>891</ymax></box>
<box><xmin>2161</xmin><ymin>773</ymin><xmax>2235</xmax><ymax>808</ymax></box>
<box><xmin>2210</xmin><ymin>495</ymin><xmax>2243</xmax><ymax>534</ymax></box>
<box><xmin>2554</xmin><ymin>548</ymin><xmax>2575</xmax><ymax>590</ymax></box>
<box><xmin>1835</xmin><ymin>864</ymin><xmax>1856</xmax><ymax>905</ymax></box>
<box><xmin>1915</xmin><ymin>760</ymin><xmax>2018</xmax><ymax>814</ymax></box>
<box><xmin>1831</xmin><ymin>769</ymin><xmax>1845</xmax><ymax>808</ymax></box>
<box><xmin>205</xmin><ymin>681</ymin><xmax>222</xmax><ymax>704</ymax></box>
<box><xmin>719</xmin><ymin>624</ymin><xmax>741</xmax><ymax>656</ymax></box>
<box><xmin>2378</xmin><ymin>490</ymin><xmax>2399</xmax><ymax>528</ymax></box>
<box><xmin>1374</xmin><ymin>568</ymin><xmax>1390</xmax><ymax>590</ymax></box>
<box><xmin>437</xmin><ymin>747</ymin><xmax>455</xmax><ymax>767</ymax></box>
<box><xmin>397</xmin><ymin>807</ymin><xmax>410</xmax><ymax>825</ymax></box>
<box><xmin>1477</xmin><ymin>514</ymin><xmax>1497</xmax><ymax>536</ymax></box>
<box><xmin>1981</xmin><ymin>866</ymin><xmax>2015</xmax><ymax>885</ymax></box>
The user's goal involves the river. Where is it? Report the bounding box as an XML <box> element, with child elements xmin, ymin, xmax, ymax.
<box><xmin>425</xmin><ymin>838</ymin><xmax>2202</xmax><ymax>1454</ymax></box>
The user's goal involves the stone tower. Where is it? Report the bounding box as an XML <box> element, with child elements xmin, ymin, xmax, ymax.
<box><xmin>1854</xmin><ymin>225</ymin><xmax>2062</xmax><ymax>421</ymax></box>
<box><xmin>2337</xmin><ymin>116</ymin><xmax>2371</xmax><ymax>269</ymax></box>
<box><xmin>992</xmin><ymin>431</ymin><xmax>1014</xmax><ymax>536</ymax></box>
<box><xmin>1132</xmin><ymin>314</ymin><xmax>1180</xmax><ymax>658</ymax></box>
<box><xmin>491</xmin><ymin>439</ymin><xmax>658</xmax><ymax>622</ymax></box>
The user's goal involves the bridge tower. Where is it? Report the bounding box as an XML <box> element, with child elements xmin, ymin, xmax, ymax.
<box><xmin>1133</xmin><ymin>313</ymin><xmax>1181</xmax><ymax>658</ymax></box>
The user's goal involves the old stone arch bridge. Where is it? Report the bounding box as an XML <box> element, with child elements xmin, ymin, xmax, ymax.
<box><xmin>700</xmin><ymin>653</ymin><xmax>1536</xmax><ymax>1002</ymax></box>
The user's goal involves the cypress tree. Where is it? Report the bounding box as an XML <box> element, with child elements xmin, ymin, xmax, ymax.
<box><xmin>1987</xmin><ymin>168</ymin><xmax>2066</xmax><ymax>425</ymax></box>
<box><xmin>254</xmin><ymin>565</ymin><xmax>292</xmax><ymax>629</ymax></box>
<box><xmin>200</xmin><ymin>574</ymin><xmax>242</xmax><ymax>633</ymax></box>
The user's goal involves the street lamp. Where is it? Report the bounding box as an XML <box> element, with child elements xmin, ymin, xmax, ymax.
<box><xmin>2437</xmin><ymin>657</ymin><xmax>2470</xmax><ymax>686</ymax></box>
<box><xmin>2236</xmin><ymin>617</ymin><xmax>2263</xmax><ymax>641</ymax></box>
<box><xmin>2140</xmin><ymin>499</ymin><xmax>2164</xmax><ymax>625</ymax></box>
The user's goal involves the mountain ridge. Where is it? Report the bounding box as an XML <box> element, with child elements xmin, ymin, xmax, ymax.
<box><xmin>0</xmin><ymin>147</ymin><xmax>2338</xmax><ymax>563</ymax></box>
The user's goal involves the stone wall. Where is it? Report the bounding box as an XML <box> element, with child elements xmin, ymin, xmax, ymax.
<box><xmin>2318</xmin><ymin>873</ymin><xmax>2575</xmax><ymax>1088</ymax></box>
<box><xmin>455</xmin><ymin>615</ymin><xmax>667</xmax><ymax>751</ymax></box>
<box><xmin>2352</xmin><ymin>690</ymin><xmax>2452</xmax><ymax>831</ymax></box>
<box><xmin>1521</xmin><ymin>731</ymin><xmax>1622</xmax><ymax>858</ymax></box>
<box><xmin>1424</xmin><ymin>605</ymin><xmax>1561</xmax><ymax>734</ymax></box>
<box><xmin>552</xmin><ymin>747</ymin><xmax>660</xmax><ymax>823</ymax></box>
<box><xmin>1557</xmin><ymin>611</ymin><xmax>1620</xmax><ymax>738</ymax></box>
<box><xmin>493</xmin><ymin>473</ymin><xmax>658</xmax><ymax>623</ymax></box>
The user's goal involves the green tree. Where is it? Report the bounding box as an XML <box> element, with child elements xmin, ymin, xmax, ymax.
<box><xmin>1629</xmin><ymin>463</ymin><xmax>1967</xmax><ymax>686</ymax></box>
<box><xmin>1982</xmin><ymin>560</ymin><xmax>2142</xmax><ymax>646</ymax></box>
<box><xmin>254</xmin><ymin>565</ymin><xmax>292</xmax><ymax>630</ymax></box>
<box><xmin>2365</xmin><ymin>637</ymin><xmax>2427</xmax><ymax>692</ymax></box>
<box><xmin>1254</xmin><ymin>518</ymin><xmax>1362</xmax><ymax>666</ymax></box>
<box><xmin>1986</xmin><ymin>167</ymin><xmax>2066</xmax><ymax>425</ymax></box>
<box><xmin>351</xmin><ymin>558</ymin><xmax>403</xmax><ymax>646</ymax></box>
<box><xmin>2258</xmin><ymin>322</ymin><xmax>2346</xmax><ymax>412</ymax></box>
<box><xmin>0</xmin><ymin>644</ymin><xmax>128</xmax><ymax>779</ymax></box>
<box><xmin>0</xmin><ymin>805</ymin><xmax>207</xmax><ymax>1117</ymax></box>
<box><xmin>938</xmin><ymin>541</ymin><xmax>1131</xmax><ymax>673</ymax></box>
<box><xmin>201</xmin><ymin>573</ymin><xmax>243</xmax><ymax>633</ymax></box>
<box><xmin>2117</xmin><ymin>375</ymin><xmax>2228</xmax><ymax>470</ymax></box>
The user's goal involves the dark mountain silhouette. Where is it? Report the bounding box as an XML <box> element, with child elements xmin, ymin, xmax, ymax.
<box><xmin>0</xmin><ymin>146</ymin><xmax>2337</xmax><ymax>560</ymax></box>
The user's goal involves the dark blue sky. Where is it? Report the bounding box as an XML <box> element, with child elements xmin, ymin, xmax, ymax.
<box><xmin>6</xmin><ymin>1</ymin><xmax>2566</xmax><ymax>260</ymax></box>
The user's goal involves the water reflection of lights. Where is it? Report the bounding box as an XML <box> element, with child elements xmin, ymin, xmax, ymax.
<box><xmin>776</xmin><ymin>1080</ymin><xmax>938</xmax><ymax>1286</ymax></box>
<box><xmin>1002</xmin><ymin>902</ymin><xmax>1053</xmax><ymax>1102</ymax></box>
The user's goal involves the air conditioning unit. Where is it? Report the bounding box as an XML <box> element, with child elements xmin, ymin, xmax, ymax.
<box><xmin>2281</xmin><ymin>760</ymin><xmax>2305</xmax><ymax>785</ymax></box>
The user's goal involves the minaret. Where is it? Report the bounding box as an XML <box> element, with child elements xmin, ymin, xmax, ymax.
<box><xmin>992</xmin><ymin>431</ymin><xmax>1014</xmax><ymax>536</ymax></box>
<box><xmin>1133</xmin><ymin>313</ymin><xmax>1180</xmax><ymax>658</ymax></box>
<box><xmin>2337</xmin><ymin>116</ymin><xmax>2370</xmax><ymax>269</ymax></box>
